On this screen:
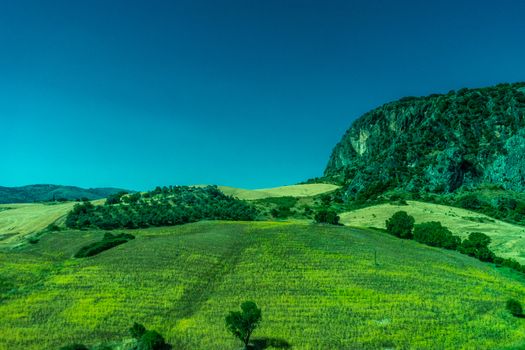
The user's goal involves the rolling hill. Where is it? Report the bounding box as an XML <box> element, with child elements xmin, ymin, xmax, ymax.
<box><xmin>1</xmin><ymin>221</ymin><xmax>525</xmax><ymax>349</ymax></box>
<box><xmin>340</xmin><ymin>201</ymin><xmax>525</xmax><ymax>264</ymax></box>
<box><xmin>0</xmin><ymin>184</ymin><xmax>128</xmax><ymax>204</ymax></box>
<box><xmin>218</xmin><ymin>183</ymin><xmax>339</xmax><ymax>200</ymax></box>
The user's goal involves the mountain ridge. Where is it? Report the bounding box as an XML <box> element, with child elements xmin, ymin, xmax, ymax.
<box><xmin>0</xmin><ymin>184</ymin><xmax>128</xmax><ymax>204</ymax></box>
<box><xmin>324</xmin><ymin>82</ymin><xmax>525</xmax><ymax>198</ymax></box>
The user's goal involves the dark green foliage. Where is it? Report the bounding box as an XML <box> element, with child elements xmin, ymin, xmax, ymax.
<box><xmin>225</xmin><ymin>301</ymin><xmax>262</xmax><ymax>349</ymax></box>
<box><xmin>28</xmin><ymin>237</ymin><xmax>39</xmax><ymax>244</ymax></box>
<box><xmin>59</xmin><ymin>344</ymin><xmax>89</xmax><ymax>350</ymax></box>
<box><xmin>506</xmin><ymin>299</ymin><xmax>523</xmax><ymax>317</ymax></box>
<box><xmin>459</xmin><ymin>232</ymin><xmax>495</xmax><ymax>262</ymax></box>
<box><xmin>385</xmin><ymin>211</ymin><xmax>415</xmax><ymax>239</ymax></box>
<box><xmin>137</xmin><ymin>330</ymin><xmax>168</xmax><ymax>350</ymax></box>
<box><xmin>46</xmin><ymin>223</ymin><xmax>61</xmax><ymax>231</ymax></box>
<box><xmin>325</xmin><ymin>82</ymin><xmax>525</xmax><ymax>196</ymax></box>
<box><xmin>74</xmin><ymin>232</ymin><xmax>135</xmax><ymax>258</ymax></box>
<box><xmin>106</xmin><ymin>191</ymin><xmax>128</xmax><ymax>205</ymax></box>
<box><xmin>66</xmin><ymin>185</ymin><xmax>258</xmax><ymax>230</ymax></box>
<box><xmin>413</xmin><ymin>221</ymin><xmax>460</xmax><ymax>250</ymax></box>
<box><xmin>0</xmin><ymin>184</ymin><xmax>127</xmax><ymax>204</ymax></box>
<box><xmin>130</xmin><ymin>322</ymin><xmax>147</xmax><ymax>339</ymax></box>
<box><xmin>314</xmin><ymin>209</ymin><xmax>340</xmax><ymax>225</ymax></box>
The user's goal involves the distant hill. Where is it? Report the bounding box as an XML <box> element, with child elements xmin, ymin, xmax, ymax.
<box><xmin>218</xmin><ymin>183</ymin><xmax>339</xmax><ymax>200</ymax></box>
<box><xmin>0</xmin><ymin>184</ymin><xmax>128</xmax><ymax>204</ymax></box>
<box><xmin>325</xmin><ymin>82</ymin><xmax>525</xmax><ymax>197</ymax></box>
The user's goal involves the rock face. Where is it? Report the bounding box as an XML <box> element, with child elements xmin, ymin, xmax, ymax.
<box><xmin>325</xmin><ymin>83</ymin><xmax>525</xmax><ymax>196</ymax></box>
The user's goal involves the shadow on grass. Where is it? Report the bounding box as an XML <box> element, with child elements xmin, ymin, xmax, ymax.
<box><xmin>250</xmin><ymin>337</ymin><xmax>291</xmax><ymax>349</ymax></box>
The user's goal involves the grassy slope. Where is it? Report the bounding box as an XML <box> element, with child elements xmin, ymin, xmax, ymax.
<box><xmin>218</xmin><ymin>184</ymin><xmax>339</xmax><ymax>200</ymax></box>
<box><xmin>340</xmin><ymin>200</ymin><xmax>525</xmax><ymax>264</ymax></box>
<box><xmin>0</xmin><ymin>200</ymin><xmax>105</xmax><ymax>246</ymax></box>
<box><xmin>1</xmin><ymin>222</ymin><xmax>525</xmax><ymax>349</ymax></box>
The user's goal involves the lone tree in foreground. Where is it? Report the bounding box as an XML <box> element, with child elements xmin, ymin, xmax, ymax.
<box><xmin>506</xmin><ymin>298</ymin><xmax>523</xmax><ymax>317</ymax></box>
<box><xmin>225</xmin><ymin>301</ymin><xmax>262</xmax><ymax>349</ymax></box>
<box><xmin>385</xmin><ymin>211</ymin><xmax>415</xmax><ymax>239</ymax></box>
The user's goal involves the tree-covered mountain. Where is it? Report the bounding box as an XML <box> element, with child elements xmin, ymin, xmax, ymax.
<box><xmin>0</xmin><ymin>184</ymin><xmax>128</xmax><ymax>204</ymax></box>
<box><xmin>325</xmin><ymin>82</ymin><xmax>525</xmax><ymax>199</ymax></box>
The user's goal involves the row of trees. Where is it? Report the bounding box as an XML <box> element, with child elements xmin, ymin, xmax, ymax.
<box><xmin>66</xmin><ymin>186</ymin><xmax>258</xmax><ymax>230</ymax></box>
<box><xmin>385</xmin><ymin>211</ymin><xmax>525</xmax><ymax>270</ymax></box>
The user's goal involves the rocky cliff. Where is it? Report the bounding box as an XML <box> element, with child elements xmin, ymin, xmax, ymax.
<box><xmin>325</xmin><ymin>82</ymin><xmax>525</xmax><ymax>197</ymax></box>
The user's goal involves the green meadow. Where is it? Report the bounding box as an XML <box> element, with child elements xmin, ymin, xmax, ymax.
<box><xmin>2</xmin><ymin>221</ymin><xmax>525</xmax><ymax>349</ymax></box>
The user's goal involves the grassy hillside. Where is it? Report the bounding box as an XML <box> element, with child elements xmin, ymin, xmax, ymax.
<box><xmin>340</xmin><ymin>200</ymin><xmax>525</xmax><ymax>264</ymax></box>
<box><xmin>0</xmin><ymin>200</ymin><xmax>105</xmax><ymax>246</ymax></box>
<box><xmin>218</xmin><ymin>184</ymin><xmax>339</xmax><ymax>200</ymax></box>
<box><xmin>1</xmin><ymin>221</ymin><xmax>525</xmax><ymax>349</ymax></box>
<box><xmin>0</xmin><ymin>184</ymin><xmax>127</xmax><ymax>204</ymax></box>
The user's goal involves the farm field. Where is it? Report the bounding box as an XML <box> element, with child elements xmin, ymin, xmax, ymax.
<box><xmin>218</xmin><ymin>183</ymin><xmax>339</xmax><ymax>200</ymax></box>
<box><xmin>0</xmin><ymin>200</ymin><xmax>105</xmax><ymax>246</ymax></box>
<box><xmin>1</xmin><ymin>221</ymin><xmax>525</xmax><ymax>349</ymax></box>
<box><xmin>340</xmin><ymin>201</ymin><xmax>525</xmax><ymax>264</ymax></box>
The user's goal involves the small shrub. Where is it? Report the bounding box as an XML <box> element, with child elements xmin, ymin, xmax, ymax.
<box><xmin>46</xmin><ymin>223</ymin><xmax>61</xmax><ymax>231</ymax></box>
<box><xmin>59</xmin><ymin>344</ymin><xmax>89</xmax><ymax>350</ymax></box>
<box><xmin>385</xmin><ymin>211</ymin><xmax>415</xmax><ymax>239</ymax></box>
<box><xmin>28</xmin><ymin>237</ymin><xmax>40</xmax><ymax>244</ymax></box>
<box><xmin>130</xmin><ymin>322</ymin><xmax>147</xmax><ymax>339</ymax></box>
<box><xmin>137</xmin><ymin>330</ymin><xmax>167</xmax><ymax>350</ymax></box>
<box><xmin>506</xmin><ymin>299</ymin><xmax>523</xmax><ymax>317</ymax></box>
<box><xmin>314</xmin><ymin>209</ymin><xmax>340</xmax><ymax>225</ymax></box>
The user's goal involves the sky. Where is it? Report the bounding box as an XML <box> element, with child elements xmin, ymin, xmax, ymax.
<box><xmin>1</xmin><ymin>0</ymin><xmax>525</xmax><ymax>190</ymax></box>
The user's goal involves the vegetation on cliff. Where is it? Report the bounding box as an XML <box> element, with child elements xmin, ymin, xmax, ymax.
<box><xmin>325</xmin><ymin>82</ymin><xmax>525</xmax><ymax>197</ymax></box>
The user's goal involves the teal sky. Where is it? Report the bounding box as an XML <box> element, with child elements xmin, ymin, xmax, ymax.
<box><xmin>2</xmin><ymin>0</ymin><xmax>525</xmax><ymax>190</ymax></box>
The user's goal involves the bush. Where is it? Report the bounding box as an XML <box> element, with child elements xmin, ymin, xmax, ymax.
<box><xmin>413</xmin><ymin>221</ymin><xmax>460</xmax><ymax>250</ymax></box>
<box><xmin>137</xmin><ymin>330</ymin><xmax>167</xmax><ymax>350</ymax></box>
<box><xmin>385</xmin><ymin>211</ymin><xmax>415</xmax><ymax>239</ymax></box>
<box><xmin>59</xmin><ymin>344</ymin><xmax>89</xmax><ymax>350</ymax></box>
<box><xmin>459</xmin><ymin>232</ymin><xmax>495</xmax><ymax>262</ymax></box>
<box><xmin>74</xmin><ymin>233</ymin><xmax>135</xmax><ymax>258</ymax></box>
<box><xmin>506</xmin><ymin>298</ymin><xmax>523</xmax><ymax>317</ymax></box>
<box><xmin>130</xmin><ymin>322</ymin><xmax>147</xmax><ymax>339</ymax></box>
<box><xmin>314</xmin><ymin>209</ymin><xmax>340</xmax><ymax>225</ymax></box>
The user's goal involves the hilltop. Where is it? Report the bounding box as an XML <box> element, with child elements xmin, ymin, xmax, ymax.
<box><xmin>324</xmin><ymin>82</ymin><xmax>525</xmax><ymax>198</ymax></box>
<box><xmin>0</xmin><ymin>184</ymin><xmax>128</xmax><ymax>204</ymax></box>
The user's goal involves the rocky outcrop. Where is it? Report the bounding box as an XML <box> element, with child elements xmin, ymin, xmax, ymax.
<box><xmin>325</xmin><ymin>83</ymin><xmax>525</xmax><ymax>197</ymax></box>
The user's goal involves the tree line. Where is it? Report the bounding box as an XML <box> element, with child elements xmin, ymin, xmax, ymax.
<box><xmin>66</xmin><ymin>186</ymin><xmax>258</xmax><ymax>230</ymax></box>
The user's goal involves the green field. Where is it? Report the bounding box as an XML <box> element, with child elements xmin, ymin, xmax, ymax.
<box><xmin>218</xmin><ymin>184</ymin><xmax>339</xmax><ymax>200</ymax></box>
<box><xmin>340</xmin><ymin>200</ymin><xmax>525</xmax><ymax>264</ymax></box>
<box><xmin>1</xmin><ymin>221</ymin><xmax>525</xmax><ymax>349</ymax></box>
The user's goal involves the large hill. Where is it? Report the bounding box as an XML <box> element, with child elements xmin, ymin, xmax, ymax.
<box><xmin>325</xmin><ymin>82</ymin><xmax>525</xmax><ymax>197</ymax></box>
<box><xmin>0</xmin><ymin>184</ymin><xmax>127</xmax><ymax>204</ymax></box>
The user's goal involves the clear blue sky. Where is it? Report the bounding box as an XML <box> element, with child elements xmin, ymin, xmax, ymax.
<box><xmin>2</xmin><ymin>0</ymin><xmax>524</xmax><ymax>190</ymax></box>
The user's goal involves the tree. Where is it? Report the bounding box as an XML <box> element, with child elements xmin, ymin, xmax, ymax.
<box><xmin>129</xmin><ymin>322</ymin><xmax>146</xmax><ymax>339</ymax></box>
<box><xmin>506</xmin><ymin>298</ymin><xmax>523</xmax><ymax>317</ymax></box>
<box><xmin>459</xmin><ymin>232</ymin><xmax>495</xmax><ymax>262</ymax></box>
<box><xmin>137</xmin><ymin>330</ymin><xmax>167</xmax><ymax>350</ymax></box>
<box><xmin>413</xmin><ymin>221</ymin><xmax>460</xmax><ymax>250</ymax></box>
<box><xmin>314</xmin><ymin>209</ymin><xmax>340</xmax><ymax>225</ymax></box>
<box><xmin>385</xmin><ymin>211</ymin><xmax>415</xmax><ymax>239</ymax></box>
<box><xmin>225</xmin><ymin>301</ymin><xmax>262</xmax><ymax>349</ymax></box>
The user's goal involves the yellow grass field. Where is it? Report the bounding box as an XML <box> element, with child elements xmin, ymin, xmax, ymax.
<box><xmin>0</xmin><ymin>200</ymin><xmax>104</xmax><ymax>246</ymax></box>
<box><xmin>218</xmin><ymin>183</ymin><xmax>339</xmax><ymax>200</ymax></box>
<box><xmin>340</xmin><ymin>200</ymin><xmax>525</xmax><ymax>264</ymax></box>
